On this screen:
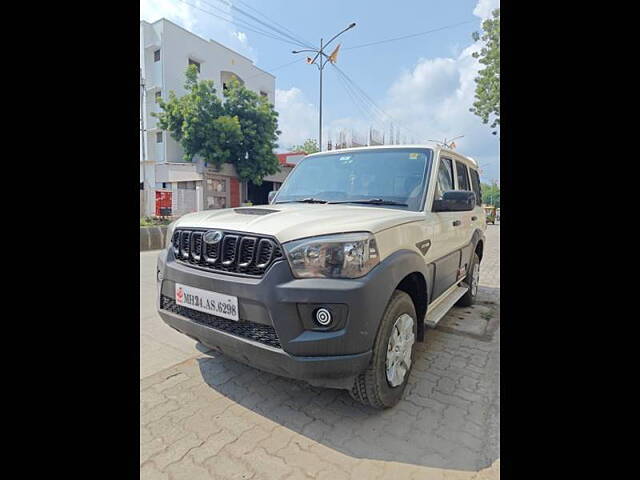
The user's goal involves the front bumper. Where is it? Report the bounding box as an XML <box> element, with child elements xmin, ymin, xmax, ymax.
<box><xmin>156</xmin><ymin>248</ymin><xmax>395</xmax><ymax>389</ymax></box>
<box><xmin>159</xmin><ymin>306</ymin><xmax>372</xmax><ymax>389</ymax></box>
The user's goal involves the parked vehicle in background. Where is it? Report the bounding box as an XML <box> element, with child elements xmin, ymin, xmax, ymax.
<box><xmin>484</xmin><ymin>205</ymin><xmax>496</xmax><ymax>224</ymax></box>
<box><xmin>157</xmin><ymin>145</ymin><xmax>486</xmax><ymax>408</ymax></box>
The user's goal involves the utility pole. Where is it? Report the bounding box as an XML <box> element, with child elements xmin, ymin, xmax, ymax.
<box><xmin>292</xmin><ymin>22</ymin><xmax>356</xmax><ymax>152</ymax></box>
<box><xmin>140</xmin><ymin>68</ymin><xmax>148</xmax><ymax>215</ymax></box>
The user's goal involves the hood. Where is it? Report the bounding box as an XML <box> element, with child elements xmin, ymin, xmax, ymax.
<box><xmin>174</xmin><ymin>204</ymin><xmax>423</xmax><ymax>243</ymax></box>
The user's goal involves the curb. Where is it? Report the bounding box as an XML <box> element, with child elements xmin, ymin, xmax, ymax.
<box><xmin>140</xmin><ymin>226</ymin><xmax>168</xmax><ymax>251</ymax></box>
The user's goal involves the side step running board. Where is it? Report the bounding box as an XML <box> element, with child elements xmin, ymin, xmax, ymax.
<box><xmin>425</xmin><ymin>285</ymin><xmax>469</xmax><ymax>328</ymax></box>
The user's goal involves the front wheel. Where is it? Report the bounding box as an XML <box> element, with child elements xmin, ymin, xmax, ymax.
<box><xmin>350</xmin><ymin>290</ymin><xmax>417</xmax><ymax>408</ymax></box>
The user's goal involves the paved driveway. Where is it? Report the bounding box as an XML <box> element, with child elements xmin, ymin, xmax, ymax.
<box><xmin>140</xmin><ymin>225</ymin><xmax>500</xmax><ymax>479</ymax></box>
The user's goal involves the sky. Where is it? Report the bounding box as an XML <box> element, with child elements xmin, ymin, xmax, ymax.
<box><xmin>140</xmin><ymin>0</ymin><xmax>500</xmax><ymax>182</ymax></box>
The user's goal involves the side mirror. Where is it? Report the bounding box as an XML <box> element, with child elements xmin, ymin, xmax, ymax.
<box><xmin>268</xmin><ymin>190</ymin><xmax>278</xmax><ymax>204</ymax></box>
<box><xmin>433</xmin><ymin>190</ymin><xmax>476</xmax><ymax>212</ymax></box>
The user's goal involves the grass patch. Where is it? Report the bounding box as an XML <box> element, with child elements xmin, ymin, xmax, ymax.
<box><xmin>140</xmin><ymin>216</ymin><xmax>172</xmax><ymax>227</ymax></box>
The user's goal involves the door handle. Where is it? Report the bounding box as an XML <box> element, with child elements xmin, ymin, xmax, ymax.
<box><xmin>471</xmin><ymin>216</ymin><xmax>478</xmax><ymax>221</ymax></box>
<box><xmin>452</xmin><ymin>220</ymin><xmax>461</xmax><ymax>227</ymax></box>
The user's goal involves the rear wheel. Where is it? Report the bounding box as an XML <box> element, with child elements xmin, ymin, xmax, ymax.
<box><xmin>350</xmin><ymin>290</ymin><xmax>417</xmax><ymax>408</ymax></box>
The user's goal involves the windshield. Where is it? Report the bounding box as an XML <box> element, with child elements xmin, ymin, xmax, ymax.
<box><xmin>274</xmin><ymin>148</ymin><xmax>433</xmax><ymax>211</ymax></box>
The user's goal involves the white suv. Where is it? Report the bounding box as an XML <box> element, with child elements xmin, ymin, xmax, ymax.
<box><xmin>157</xmin><ymin>145</ymin><xmax>486</xmax><ymax>408</ymax></box>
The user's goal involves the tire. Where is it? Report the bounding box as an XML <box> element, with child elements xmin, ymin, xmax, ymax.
<box><xmin>350</xmin><ymin>290</ymin><xmax>417</xmax><ymax>408</ymax></box>
<box><xmin>457</xmin><ymin>252</ymin><xmax>480</xmax><ymax>307</ymax></box>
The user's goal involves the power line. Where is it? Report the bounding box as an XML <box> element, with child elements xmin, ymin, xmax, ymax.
<box><xmin>331</xmin><ymin>64</ymin><xmax>427</xmax><ymax>142</ymax></box>
<box><xmin>199</xmin><ymin>0</ymin><xmax>311</xmax><ymax>48</ymax></box>
<box><xmin>233</xmin><ymin>0</ymin><xmax>314</xmax><ymax>48</ymax></box>
<box><xmin>343</xmin><ymin>20</ymin><xmax>475</xmax><ymax>51</ymax></box>
<box><xmin>331</xmin><ymin>66</ymin><xmax>375</xmax><ymax>127</ymax></box>
<box><xmin>243</xmin><ymin>58</ymin><xmax>305</xmax><ymax>82</ymax></box>
<box><xmin>176</xmin><ymin>0</ymin><xmax>306</xmax><ymax>47</ymax></box>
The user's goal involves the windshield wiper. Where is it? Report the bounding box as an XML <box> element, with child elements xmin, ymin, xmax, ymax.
<box><xmin>328</xmin><ymin>198</ymin><xmax>408</xmax><ymax>206</ymax></box>
<box><xmin>276</xmin><ymin>197</ymin><xmax>328</xmax><ymax>204</ymax></box>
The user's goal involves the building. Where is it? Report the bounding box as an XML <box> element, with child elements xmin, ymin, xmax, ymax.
<box><xmin>140</xmin><ymin>18</ymin><xmax>291</xmax><ymax>216</ymax></box>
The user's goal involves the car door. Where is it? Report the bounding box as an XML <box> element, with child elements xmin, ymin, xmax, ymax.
<box><xmin>453</xmin><ymin>159</ymin><xmax>474</xmax><ymax>245</ymax></box>
<box><xmin>428</xmin><ymin>155</ymin><xmax>465</xmax><ymax>300</ymax></box>
<box><xmin>453</xmin><ymin>160</ymin><xmax>481</xmax><ymax>279</ymax></box>
<box><xmin>469</xmin><ymin>166</ymin><xmax>485</xmax><ymax>234</ymax></box>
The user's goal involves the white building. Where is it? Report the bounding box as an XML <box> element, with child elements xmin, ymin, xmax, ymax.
<box><xmin>140</xmin><ymin>18</ymin><xmax>290</xmax><ymax>216</ymax></box>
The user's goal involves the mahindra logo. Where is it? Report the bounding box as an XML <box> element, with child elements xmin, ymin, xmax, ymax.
<box><xmin>203</xmin><ymin>230</ymin><xmax>224</xmax><ymax>244</ymax></box>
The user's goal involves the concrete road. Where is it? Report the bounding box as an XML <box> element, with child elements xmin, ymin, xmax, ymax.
<box><xmin>140</xmin><ymin>225</ymin><xmax>500</xmax><ymax>479</ymax></box>
<box><xmin>140</xmin><ymin>250</ymin><xmax>204</xmax><ymax>379</ymax></box>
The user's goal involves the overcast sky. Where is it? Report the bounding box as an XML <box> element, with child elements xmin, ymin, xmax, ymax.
<box><xmin>141</xmin><ymin>0</ymin><xmax>500</xmax><ymax>182</ymax></box>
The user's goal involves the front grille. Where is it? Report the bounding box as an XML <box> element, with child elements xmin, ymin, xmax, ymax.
<box><xmin>160</xmin><ymin>295</ymin><xmax>281</xmax><ymax>349</ymax></box>
<box><xmin>172</xmin><ymin>229</ymin><xmax>284</xmax><ymax>277</ymax></box>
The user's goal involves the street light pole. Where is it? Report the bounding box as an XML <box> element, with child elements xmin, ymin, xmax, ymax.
<box><xmin>140</xmin><ymin>68</ymin><xmax>148</xmax><ymax>215</ymax></box>
<box><xmin>292</xmin><ymin>23</ymin><xmax>356</xmax><ymax>152</ymax></box>
<box><xmin>319</xmin><ymin>37</ymin><xmax>323</xmax><ymax>152</ymax></box>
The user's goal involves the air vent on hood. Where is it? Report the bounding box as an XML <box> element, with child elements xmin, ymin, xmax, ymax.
<box><xmin>233</xmin><ymin>208</ymin><xmax>279</xmax><ymax>216</ymax></box>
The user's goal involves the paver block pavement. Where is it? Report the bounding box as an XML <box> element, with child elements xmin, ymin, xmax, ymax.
<box><xmin>140</xmin><ymin>227</ymin><xmax>500</xmax><ymax>479</ymax></box>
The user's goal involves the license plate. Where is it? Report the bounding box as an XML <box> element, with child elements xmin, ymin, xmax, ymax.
<box><xmin>175</xmin><ymin>283</ymin><xmax>239</xmax><ymax>321</ymax></box>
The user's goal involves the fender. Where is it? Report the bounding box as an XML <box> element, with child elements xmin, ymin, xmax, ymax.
<box><xmin>471</xmin><ymin>227</ymin><xmax>486</xmax><ymax>261</ymax></box>
<box><xmin>375</xmin><ymin>249</ymin><xmax>432</xmax><ymax>306</ymax></box>
<box><xmin>359</xmin><ymin>249</ymin><xmax>433</xmax><ymax>345</ymax></box>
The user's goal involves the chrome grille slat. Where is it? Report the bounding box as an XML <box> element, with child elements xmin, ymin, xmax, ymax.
<box><xmin>172</xmin><ymin>229</ymin><xmax>283</xmax><ymax>277</ymax></box>
<box><xmin>190</xmin><ymin>232</ymin><xmax>203</xmax><ymax>262</ymax></box>
<box><xmin>256</xmin><ymin>239</ymin><xmax>274</xmax><ymax>269</ymax></box>
<box><xmin>238</xmin><ymin>237</ymin><xmax>257</xmax><ymax>268</ymax></box>
<box><xmin>180</xmin><ymin>231</ymin><xmax>191</xmax><ymax>259</ymax></box>
<box><xmin>221</xmin><ymin>235</ymin><xmax>239</xmax><ymax>266</ymax></box>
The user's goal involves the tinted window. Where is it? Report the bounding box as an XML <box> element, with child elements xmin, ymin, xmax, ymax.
<box><xmin>153</xmin><ymin>49</ymin><xmax>160</xmax><ymax>62</ymax></box>
<box><xmin>455</xmin><ymin>161</ymin><xmax>470</xmax><ymax>190</ymax></box>
<box><xmin>470</xmin><ymin>168</ymin><xmax>482</xmax><ymax>206</ymax></box>
<box><xmin>275</xmin><ymin>148</ymin><xmax>432</xmax><ymax>211</ymax></box>
<box><xmin>435</xmin><ymin>158</ymin><xmax>454</xmax><ymax>200</ymax></box>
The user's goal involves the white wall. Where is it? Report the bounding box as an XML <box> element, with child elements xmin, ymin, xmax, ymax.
<box><xmin>140</xmin><ymin>18</ymin><xmax>277</xmax><ymax>214</ymax></box>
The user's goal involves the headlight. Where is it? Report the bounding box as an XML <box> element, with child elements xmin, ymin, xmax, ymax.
<box><xmin>284</xmin><ymin>232</ymin><xmax>380</xmax><ymax>279</ymax></box>
<box><xmin>165</xmin><ymin>221</ymin><xmax>178</xmax><ymax>249</ymax></box>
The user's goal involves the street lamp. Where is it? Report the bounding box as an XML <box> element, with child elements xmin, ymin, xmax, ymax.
<box><xmin>292</xmin><ymin>22</ymin><xmax>356</xmax><ymax>151</ymax></box>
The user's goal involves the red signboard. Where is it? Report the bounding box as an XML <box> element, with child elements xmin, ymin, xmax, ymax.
<box><xmin>155</xmin><ymin>190</ymin><xmax>172</xmax><ymax>216</ymax></box>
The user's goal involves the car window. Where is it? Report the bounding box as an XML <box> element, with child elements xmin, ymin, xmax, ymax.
<box><xmin>470</xmin><ymin>168</ymin><xmax>482</xmax><ymax>206</ymax></box>
<box><xmin>455</xmin><ymin>161</ymin><xmax>470</xmax><ymax>191</ymax></box>
<box><xmin>434</xmin><ymin>158</ymin><xmax>454</xmax><ymax>200</ymax></box>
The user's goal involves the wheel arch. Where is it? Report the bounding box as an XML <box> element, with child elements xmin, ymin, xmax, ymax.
<box><xmin>395</xmin><ymin>271</ymin><xmax>429</xmax><ymax>342</ymax></box>
<box><xmin>472</xmin><ymin>228</ymin><xmax>486</xmax><ymax>262</ymax></box>
<box><xmin>375</xmin><ymin>249</ymin><xmax>432</xmax><ymax>343</ymax></box>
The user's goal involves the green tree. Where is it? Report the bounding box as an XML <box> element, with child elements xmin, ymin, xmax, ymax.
<box><xmin>291</xmin><ymin>138</ymin><xmax>319</xmax><ymax>154</ymax></box>
<box><xmin>222</xmin><ymin>77</ymin><xmax>281</xmax><ymax>184</ymax></box>
<box><xmin>470</xmin><ymin>9</ymin><xmax>500</xmax><ymax>134</ymax></box>
<box><xmin>481</xmin><ymin>182</ymin><xmax>500</xmax><ymax>207</ymax></box>
<box><xmin>154</xmin><ymin>66</ymin><xmax>281</xmax><ymax>185</ymax></box>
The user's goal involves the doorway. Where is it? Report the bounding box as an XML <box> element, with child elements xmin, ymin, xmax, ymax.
<box><xmin>248</xmin><ymin>181</ymin><xmax>279</xmax><ymax>206</ymax></box>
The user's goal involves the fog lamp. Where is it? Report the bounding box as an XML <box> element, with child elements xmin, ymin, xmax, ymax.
<box><xmin>314</xmin><ymin>308</ymin><xmax>332</xmax><ymax>326</ymax></box>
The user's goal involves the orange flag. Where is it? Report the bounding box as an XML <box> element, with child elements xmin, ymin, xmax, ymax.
<box><xmin>328</xmin><ymin>43</ymin><xmax>341</xmax><ymax>64</ymax></box>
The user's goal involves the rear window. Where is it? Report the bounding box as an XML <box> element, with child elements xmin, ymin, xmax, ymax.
<box><xmin>470</xmin><ymin>168</ymin><xmax>482</xmax><ymax>206</ymax></box>
<box><xmin>435</xmin><ymin>158</ymin><xmax>454</xmax><ymax>200</ymax></box>
<box><xmin>455</xmin><ymin>161</ymin><xmax>470</xmax><ymax>190</ymax></box>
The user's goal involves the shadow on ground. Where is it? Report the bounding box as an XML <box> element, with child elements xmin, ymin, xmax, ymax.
<box><xmin>196</xmin><ymin>285</ymin><xmax>500</xmax><ymax>472</ymax></box>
